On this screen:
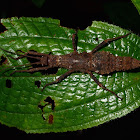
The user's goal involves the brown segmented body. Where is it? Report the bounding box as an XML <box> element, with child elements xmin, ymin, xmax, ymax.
<box><xmin>47</xmin><ymin>51</ymin><xmax>140</xmax><ymax>75</ymax></box>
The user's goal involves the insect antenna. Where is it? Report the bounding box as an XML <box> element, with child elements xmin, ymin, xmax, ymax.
<box><xmin>0</xmin><ymin>47</ymin><xmax>22</xmax><ymax>55</ymax></box>
<box><xmin>0</xmin><ymin>62</ymin><xmax>41</xmax><ymax>73</ymax></box>
<box><xmin>0</xmin><ymin>47</ymin><xmax>41</xmax><ymax>60</ymax></box>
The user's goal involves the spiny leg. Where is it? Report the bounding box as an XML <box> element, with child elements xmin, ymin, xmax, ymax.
<box><xmin>42</xmin><ymin>69</ymin><xmax>74</xmax><ymax>91</ymax></box>
<box><xmin>87</xmin><ymin>71</ymin><xmax>122</xmax><ymax>100</ymax></box>
<box><xmin>10</xmin><ymin>66</ymin><xmax>51</xmax><ymax>76</ymax></box>
<box><xmin>72</xmin><ymin>29</ymin><xmax>78</xmax><ymax>53</ymax></box>
<box><xmin>91</xmin><ymin>32</ymin><xmax>131</xmax><ymax>54</ymax></box>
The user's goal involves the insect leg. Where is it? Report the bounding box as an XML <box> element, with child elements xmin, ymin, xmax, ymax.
<box><xmin>72</xmin><ymin>29</ymin><xmax>78</xmax><ymax>53</ymax></box>
<box><xmin>42</xmin><ymin>69</ymin><xmax>74</xmax><ymax>91</ymax></box>
<box><xmin>87</xmin><ymin>71</ymin><xmax>122</xmax><ymax>100</ymax></box>
<box><xmin>91</xmin><ymin>32</ymin><xmax>131</xmax><ymax>54</ymax></box>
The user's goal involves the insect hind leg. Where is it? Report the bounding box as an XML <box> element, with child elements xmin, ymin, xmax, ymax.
<box><xmin>87</xmin><ymin>71</ymin><xmax>122</xmax><ymax>100</ymax></box>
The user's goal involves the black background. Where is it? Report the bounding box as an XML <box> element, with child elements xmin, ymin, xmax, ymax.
<box><xmin>0</xmin><ymin>0</ymin><xmax>140</xmax><ymax>138</ymax></box>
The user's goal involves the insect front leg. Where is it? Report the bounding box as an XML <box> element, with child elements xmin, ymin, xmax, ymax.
<box><xmin>87</xmin><ymin>71</ymin><xmax>122</xmax><ymax>100</ymax></box>
<box><xmin>42</xmin><ymin>69</ymin><xmax>74</xmax><ymax>91</ymax></box>
<box><xmin>91</xmin><ymin>32</ymin><xmax>131</xmax><ymax>54</ymax></box>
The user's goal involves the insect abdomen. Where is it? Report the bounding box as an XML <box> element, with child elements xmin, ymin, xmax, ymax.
<box><xmin>92</xmin><ymin>51</ymin><xmax>140</xmax><ymax>74</ymax></box>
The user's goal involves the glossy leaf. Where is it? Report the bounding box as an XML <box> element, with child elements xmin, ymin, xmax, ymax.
<box><xmin>131</xmin><ymin>0</ymin><xmax>140</xmax><ymax>14</ymax></box>
<box><xmin>0</xmin><ymin>17</ymin><xmax>140</xmax><ymax>133</ymax></box>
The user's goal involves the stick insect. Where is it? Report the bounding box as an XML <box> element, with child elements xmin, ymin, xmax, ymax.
<box><xmin>0</xmin><ymin>31</ymin><xmax>140</xmax><ymax>100</ymax></box>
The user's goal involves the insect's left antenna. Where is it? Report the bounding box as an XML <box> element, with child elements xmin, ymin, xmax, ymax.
<box><xmin>0</xmin><ymin>62</ymin><xmax>41</xmax><ymax>73</ymax></box>
<box><xmin>0</xmin><ymin>47</ymin><xmax>41</xmax><ymax>60</ymax></box>
<box><xmin>0</xmin><ymin>47</ymin><xmax>22</xmax><ymax>55</ymax></box>
<box><xmin>0</xmin><ymin>47</ymin><xmax>41</xmax><ymax>73</ymax></box>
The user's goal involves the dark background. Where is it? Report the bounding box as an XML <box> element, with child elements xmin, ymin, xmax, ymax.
<box><xmin>0</xmin><ymin>0</ymin><xmax>140</xmax><ymax>138</ymax></box>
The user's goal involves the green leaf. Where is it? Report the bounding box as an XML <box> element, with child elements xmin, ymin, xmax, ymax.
<box><xmin>0</xmin><ymin>17</ymin><xmax>140</xmax><ymax>133</ymax></box>
<box><xmin>131</xmin><ymin>0</ymin><xmax>140</xmax><ymax>14</ymax></box>
<box><xmin>32</xmin><ymin>0</ymin><xmax>46</xmax><ymax>8</ymax></box>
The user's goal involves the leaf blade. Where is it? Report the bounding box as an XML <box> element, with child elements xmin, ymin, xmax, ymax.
<box><xmin>131</xmin><ymin>0</ymin><xmax>140</xmax><ymax>14</ymax></box>
<box><xmin>0</xmin><ymin>17</ymin><xmax>140</xmax><ymax>133</ymax></box>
